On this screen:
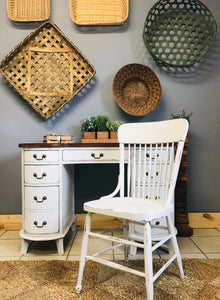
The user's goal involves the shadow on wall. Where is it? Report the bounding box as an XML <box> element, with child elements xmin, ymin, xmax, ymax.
<box><xmin>0</xmin><ymin>154</ymin><xmax>22</xmax><ymax>214</ymax></box>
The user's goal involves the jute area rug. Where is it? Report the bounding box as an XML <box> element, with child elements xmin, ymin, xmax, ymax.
<box><xmin>0</xmin><ymin>259</ymin><xmax>219</xmax><ymax>300</ymax></box>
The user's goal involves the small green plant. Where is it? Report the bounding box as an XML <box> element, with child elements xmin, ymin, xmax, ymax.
<box><xmin>95</xmin><ymin>115</ymin><xmax>109</xmax><ymax>131</ymax></box>
<box><xmin>170</xmin><ymin>110</ymin><xmax>193</xmax><ymax>124</ymax></box>
<box><xmin>80</xmin><ymin>116</ymin><xmax>97</xmax><ymax>132</ymax></box>
<box><xmin>106</xmin><ymin>120</ymin><xmax>124</xmax><ymax>131</ymax></box>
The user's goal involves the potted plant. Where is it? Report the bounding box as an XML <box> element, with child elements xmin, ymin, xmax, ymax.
<box><xmin>80</xmin><ymin>116</ymin><xmax>97</xmax><ymax>140</ymax></box>
<box><xmin>106</xmin><ymin>120</ymin><xmax>124</xmax><ymax>140</ymax></box>
<box><xmin>95</xmin><ymin>115</ymin><xmax>109</xmax><ymax>139</ymax></box>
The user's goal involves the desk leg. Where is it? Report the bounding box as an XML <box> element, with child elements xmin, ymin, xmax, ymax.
<box><xmin>21</xmin><ymin>238</ymin><xmax>31</xmax><ymax>255</ymax></box>
<box><xmin>56</xmin><ymin>238</ymin><xmax>64</xmax><ymax>255</ymax></box>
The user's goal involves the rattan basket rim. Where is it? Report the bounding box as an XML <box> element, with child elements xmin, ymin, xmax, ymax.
<box><xmin>112</xmin><ymin>63</ymin><xmax>162</xmax><ymax>116</ymax></box>
<box><xmin>7</xmin><ymin>0</ymin><xmax>50</xmax><ymax>22</ymax></box>
<box><xmin>69</xmin><ymin>0</ymin><xmax>129</xmax><ymax>25</ymax></box>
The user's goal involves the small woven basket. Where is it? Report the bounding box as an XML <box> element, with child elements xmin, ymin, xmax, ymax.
<box><xmin>0</xmin><ymin>21</ymin><xmax>95</xmax><ymax>119</ymax></box>
<box><xmin>69</xmin><ymin>0</ymin><xmax>129</xmax><ymax>25</ymax></box>
<box><xmin>143</xmin><ymin>0</ymin><xmax>217</xmax><ymax>68</ymax></box>
<box><xmin>113</xmin><ymin>64</ymin><xmax>162</xmax><ymax>116</ymax></box>
<box><xmin>7</xmin><ymin>0</ymin><xmax>50</xmax><ymax>22</ymax></box>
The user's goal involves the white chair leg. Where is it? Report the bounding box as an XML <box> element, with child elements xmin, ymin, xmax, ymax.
<box><xmin>124</xmin><ymin>219</ymin><xmax>129</xmax><ymax>262</ymax></box>
<box><xmin>144</xmin><ymin>221</ymin><xmax>153</xmax><ymax>300</ymax></box>
<box><xmin>76</xmin><ymin>212</ymin><xmax>92</xmax><ymax>294</ymax></box>
<box><xmin>167</xmin><ymin>215</ymin><xmax>184</xmax><ymax>279</ymax></box>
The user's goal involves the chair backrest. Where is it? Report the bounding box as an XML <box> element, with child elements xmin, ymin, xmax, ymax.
<box><xmin>118</xmin><ymin>119</ymin><xmax>189</xmax><ymax>207</ymax></box>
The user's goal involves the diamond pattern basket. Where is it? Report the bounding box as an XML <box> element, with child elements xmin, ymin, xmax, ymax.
<box><xmin>7</xmin><ymin>0</ymin><xmax>50</xmax><ymax>22</ymax></box>
<box><xmin>143</xmin><ymin>0</ymin><xmax>217</xmax><ymax>68</ymax></box>
<box><xmin>70</xmin><ymin>0</ymin><xmax>129</xmax><ymax>25</ymax></box>
<box><xmin>0</xmin><ymin>21</ymin><xmax>96</xmax><ymax>119</ymax></box>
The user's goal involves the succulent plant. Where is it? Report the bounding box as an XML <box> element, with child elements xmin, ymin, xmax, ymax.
<box><xmin>106</xmin><ymin>120</ymin><xmax>124</xmax><ymax>131</ymax></box>
<box><xmin>170</xmin><ymin>110</ymin><xmax>193</xmax><ymax>124</ymax></box>
<box><xmin>80</xmin><ymin>116</ymin><xmax>97</xmax><ymax>132</ymax></box>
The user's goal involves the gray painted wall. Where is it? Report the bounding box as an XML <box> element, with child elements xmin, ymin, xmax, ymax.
<box><xmin>0</xmin><ymin>0</ymin><xmax>219</xmax><ymax>214</ymax></box>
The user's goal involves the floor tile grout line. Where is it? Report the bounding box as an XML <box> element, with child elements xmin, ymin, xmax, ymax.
<box><xmin>189</xmin><ymin>237</ymin><xmax>209</xmax><ymax>258</ymax></box>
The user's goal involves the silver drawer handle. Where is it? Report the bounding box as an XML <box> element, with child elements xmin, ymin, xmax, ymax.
<box><xmin>33</xmin><ymin>154</ymin><xmax>47</xmax><ymax>160</ymax></box>
<box><xmin>33</xmin><ymin>172</ymin><xmax>47</xmax><ymax>179</ymax></box>
<box><xmin>34</xmin><ymin>221</ymin><xmax>47</xmax><ymax>228</ymax></box>
<box><xmin>33</xmin><ymin>196</ymin><xmax>47</xmax><ymax>203</ymax></box>
<box><xmin>91</xmin><ymin>153</ymin><xmax>104</xmax><ymax>159</ymax></box>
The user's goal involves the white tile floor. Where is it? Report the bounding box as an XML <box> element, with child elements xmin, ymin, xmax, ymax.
<box><xmin>0</xmin><ymin>228</ymin><xmax>220</xmax><ymax>261</ymax></box>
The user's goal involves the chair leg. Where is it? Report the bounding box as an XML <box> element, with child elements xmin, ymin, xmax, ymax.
<box><xmin>166</xmin><ymin>215</ymin><xmax>184</xmax><ymax>279</ymax></box>
<box><xmin>144</xmin><ymin>221</ymin><xmax>154</xmax><ymax>300</ymax></box>
<box><xmin>124</xmin><ymin>219</ymin><xmax>129</xmax><ymax>262</ymax></box>
<box><xmin>76</xmin><ymin>212</ymin><xmax>92</xmax><ymax>294</ymax></box>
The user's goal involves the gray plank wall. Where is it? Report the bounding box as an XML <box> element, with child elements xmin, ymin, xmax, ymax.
<box><xmin>0</xmin><ymin>0</ymin><xmax>219</xmax><ymax>214</ymax></box>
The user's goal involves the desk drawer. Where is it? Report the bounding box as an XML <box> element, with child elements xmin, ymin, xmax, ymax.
<box><xmin>24</xmin><ymin>165</ymin><xmax>59</xmax><ymax>184</ymax></box>
<box><xmin>24</xmin><ymin>210</ymin><xmax>58</xmax><ymax>234</ymax></box>
<box><xmin>62</xmin><ymin>149</ymin><xmax>120</xmax><ymax>162</ymax></box>
<box><xmin>24</xmin><ymin>186</ymin><xmax>59</xmax><ymax>210</ymax></box>
<box><xmin>24</xmin><ymin>150</ymin><xmax>59</xmax><ymax>163</ymax></box>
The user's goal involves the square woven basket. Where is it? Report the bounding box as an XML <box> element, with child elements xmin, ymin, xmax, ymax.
<box><xmin>0</xmin><ymin>21</ymin><xmax>96</xmax><ymax>119</ymax></box>
<box><xmin>7</xmin><ymin>0</ymin><xmax>50</xmax><ymax>22</ymax></box>
<box><xmin>70</xmin><ymin>0</ymin><xmax>129</xmax><ymax>25</ymax></box>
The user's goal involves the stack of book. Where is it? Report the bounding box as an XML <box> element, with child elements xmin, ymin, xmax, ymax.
<box><xmin>43</xmin><ymin>135</ymin><xmax>73</xmax><ymax>144</ymax></box>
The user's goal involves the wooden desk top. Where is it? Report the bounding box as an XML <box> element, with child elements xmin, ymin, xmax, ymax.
<box><xmin>19</xmin><ymin>143</ymin><xmax>119</xmax><ymax>148</ymax></box>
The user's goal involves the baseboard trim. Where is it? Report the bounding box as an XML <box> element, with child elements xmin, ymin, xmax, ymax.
<box><xmin>0</xmin><ymin>213</ymin><xmax>219</xmax><ymax>231</ymax></box>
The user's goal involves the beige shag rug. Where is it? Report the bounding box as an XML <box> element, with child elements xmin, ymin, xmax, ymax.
<box><xmin>0</xmin><ymin>259</ymin><xmax>219</xmax><ymax>299</ymax></box>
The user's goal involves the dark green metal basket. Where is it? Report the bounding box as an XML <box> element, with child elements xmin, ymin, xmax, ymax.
<box><xmin>143</xmin><ymin>0</ymin><xmax>217</xmax><ymax>68</ymax></box>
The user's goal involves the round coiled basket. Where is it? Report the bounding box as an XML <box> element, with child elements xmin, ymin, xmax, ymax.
<box><xmin>143</xmin><ymin>0</ymin><xmax>217</xmax><ymax>68</ymax></box>
<box><xmin>112</xmin><ymin>63</ymin><xmax>162</xmax><ymax>116</ymax></box>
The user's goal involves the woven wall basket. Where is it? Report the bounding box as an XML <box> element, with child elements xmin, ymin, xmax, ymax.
<box><xmin>113</xmin><ymin>64</ymin><xmax>162</xmax><ymax>116</ymax></box>
<box><xmin>7</xmin><ymin>0</ymin><xmax>50</xmax><ymax>22</ymax></box>
<box><xmin>0</xmin><ymin>21</ymin><xmax>95</xmax><ymax>119</ymax></box>
<box><xmin>143</xmin><ymin>0</ymin><xmax>217</xmax><ymax>68</ymax></box>
<box><xmin>69</xmin><ymin>0</ymin><xmax>129</xmax><ymax>25</ymax></box>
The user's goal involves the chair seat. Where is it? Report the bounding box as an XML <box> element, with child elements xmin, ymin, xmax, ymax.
<box><xmin>84</xmin><ymin>197</ymin><xmax>173</xmax><ymax>222</ymax></box>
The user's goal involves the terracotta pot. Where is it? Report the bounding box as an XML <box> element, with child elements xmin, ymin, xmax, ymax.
<box><xmin>97</xmin><ymin>131</ymin><xmax>109</xmax><ymax>139</ymax></box>
<box><xmin>110</xmin><ymin>131</ymin><xmax>118</xmax><ymax>140</ymax></box>
<box><xmin>83</xmin><ymin>132</ymin><xmax>96</xmax><ymax>139</ymax></box>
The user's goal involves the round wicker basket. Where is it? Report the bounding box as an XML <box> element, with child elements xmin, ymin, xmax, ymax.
<box><xmin>113</xmin><ymin>64</ymin><xmax>162</xmax><ymax>116</ymax></box>
<box><xmin>143</xmin><ymin>0</ymin><xmax>217</xmax><ymax>68</ymax></box>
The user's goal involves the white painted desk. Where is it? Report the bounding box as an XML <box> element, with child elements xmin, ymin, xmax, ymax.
<box><xmin>19</xmin><ymin>142</ymin><xmax>190</xmax><ymax>255</ymax></box>
<box><xmin>19</xmin><ymin>143</ymin><xmax>120</xmax><ymax>255</ymax></box>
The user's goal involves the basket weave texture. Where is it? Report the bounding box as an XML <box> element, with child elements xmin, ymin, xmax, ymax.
<box><xmin>143</xmin><ymin>0</ymin><xmax>217</xmax><ymax>68</ymax></box>
<box><xmin>69</xmin><ymin>0</ymin><xmax>129</xmax><ymax>25</ymax></box>
<box><xmin>113</xmin><ymin>64</ymin><xmax>162</xmax><ymax>116</ymax></box>
<box><xmin>7</xmin><ymin>0</ymin><xmax>50</xmax><ymax>22</ymax></box>
<box><xmin>0</xmin><ymin>21</ymin><xmax>95</xmax><ymax>119</ymax></box>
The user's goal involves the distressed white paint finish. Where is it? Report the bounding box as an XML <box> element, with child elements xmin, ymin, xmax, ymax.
<box><xmin>76</xmin><ymin>119</ymin><xmax>188</xmax><ymax>300</ymax></box>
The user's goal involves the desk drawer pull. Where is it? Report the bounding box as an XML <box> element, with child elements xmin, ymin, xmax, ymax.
<box><xmin>33</xmin><ymin>154</ymin><xmax>47</xmax><ymax>160</ymax></box>
<box><xmin>33</xmin><ymin>196</ymin><xmax>47</xmax><ymax>203</ymax></box>
<box><xmin>34</xmin><ymin>221</ymin><xmax>47</xmax><ymax>228</ymax></box>
<box><xmin>91</xmin><ymin>153</ymin><xmax>104</xmax><ymax>159</ymax></box>
<box><xmin>33</xmin><ymin>172</ymin><xmax>47</xmax><ymax>179</ymax></box>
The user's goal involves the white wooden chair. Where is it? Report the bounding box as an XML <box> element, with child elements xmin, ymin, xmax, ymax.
<box><xmin>76</xmin><ymin>119</ymin><xmax>189</xmax><ymax>300</ymax></box>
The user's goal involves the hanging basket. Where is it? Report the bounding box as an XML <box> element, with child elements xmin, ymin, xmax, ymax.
<box><xmin>69</xmin><ymin>0</ymin><xmax>129</xmax><ymax>25</ymax></box>
<box><xmin>0</xmin><ymin>21</ymin><xmax>95</xmax><ymax>119</ymax></box>
<box><xmin>113</xmin><ymin>63</ymin><xmax>162</xmax><ymax>116</ymax></box>
<box><xmin>7</xmin><ymin>0</ymin><xmax>50</xmax><ymax>22</ymax></box>
<box><xmin>143</xmin><ymin>0</ymin><xmax>217</xmax><ymax>68</ymax></box>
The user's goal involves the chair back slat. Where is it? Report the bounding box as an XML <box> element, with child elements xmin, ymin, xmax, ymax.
<box><xmin>118</xmin><ymin>119</ymin><xmax>188</xmax><ymax>207</ymax></box>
